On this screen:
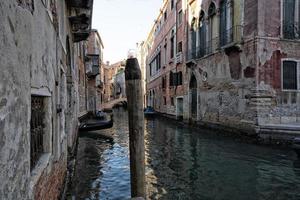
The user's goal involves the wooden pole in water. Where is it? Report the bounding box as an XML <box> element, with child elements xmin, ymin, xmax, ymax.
<box><xmin>125</xmin><ymin>57</ymin><xmax>145</xmax><ymax>198</ymax></box>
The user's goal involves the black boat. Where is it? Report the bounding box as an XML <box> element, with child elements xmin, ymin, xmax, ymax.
<box><xmin>293</xmin><ymin>137</ymin><xmax>300</xmax><ymax>158</ymax></box>
<box><xmin>79</xmin><ymin>115</ymin><xmax>113</xmax><ymax>131</ymax></box>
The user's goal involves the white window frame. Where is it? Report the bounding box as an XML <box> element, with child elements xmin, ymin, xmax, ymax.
<box><xmin>281</xmin><ymin>58</ymin><xmax>300</xmax><ymax>91</ymax></box>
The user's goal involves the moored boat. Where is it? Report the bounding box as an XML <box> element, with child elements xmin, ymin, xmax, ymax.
<box><xmin>79</xmin><ymin>114</ymin><xmax>113</xmax><ymax>131</ymax></box>
<box><xmin>144</xmin><ymin>106</ymin><xmax>156</xmax><ymax>117</ymax></box>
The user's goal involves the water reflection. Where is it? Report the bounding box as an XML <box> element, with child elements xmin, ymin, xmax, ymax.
<box><xmin>70</xmin><ymin>109</ymin><xmax>300</xmax><ymax>200</ymax></box>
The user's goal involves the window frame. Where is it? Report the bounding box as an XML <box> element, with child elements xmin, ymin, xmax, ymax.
<box><xmin>281</xmin><ymin>58</ymin><xmax>300</xmax><ymax>91</ymax></box>
<box><xmin>281</xmin><ymin>0</ymin><xmax>300</xmax><ymax>39</ymax></box>
<box><xmin>178</xmin><ymin>10</ymin><xmax>183</xmax><ymax>26</ymax></box>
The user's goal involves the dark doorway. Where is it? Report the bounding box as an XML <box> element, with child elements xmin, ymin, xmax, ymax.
<box><xmin>189</xmin><ymin>74</ymin><xmax>197</xmax><ymax>119</ymax></box>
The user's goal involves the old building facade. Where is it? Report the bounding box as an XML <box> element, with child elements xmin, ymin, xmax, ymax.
<box><xmin>103</xmin><ymin>61</ymin><xmax>126</xmax><ymax>103</ymax></box>
<box><xmin>144</xmin><ymin>0</ymin><xmax>300</xmax><ymax>138</ymax></box>
<box><xmin>145</xmin><ymin>0</ymin><xmax>187</xmax><ymax>118</ymax></box>
<box><xmin>0</xmin><ymin>0</ymin><xmax>104</xmax><ymax>199</ymax></box>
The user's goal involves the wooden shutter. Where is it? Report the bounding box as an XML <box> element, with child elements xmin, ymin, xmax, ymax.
<box><xmin>283</xmin><ymin>61</ymin><xmax>297</xmax><ymax>90</ymax></box>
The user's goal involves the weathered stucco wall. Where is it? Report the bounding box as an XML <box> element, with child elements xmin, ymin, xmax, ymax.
<box><xmin>183</xmin><ymin>39</ymin><xmax>257</xmax><ymax>132</ymax></box>
<box><xmin>0</xmin><ymin>0</ymin><xmax>75</xmax><ymax>199</ymax></box>
<box><xmin>0</xmin><ymin>1</ymin><xmax>32</xmax><ymax>199</ymax></box>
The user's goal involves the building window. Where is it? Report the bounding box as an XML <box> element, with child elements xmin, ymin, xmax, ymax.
<box><xmin>282</xmin><ymin>0</ymin><xmax>300</xmax><ymax>39</ymax></box>
<box><xmin>149</xmin><ymin>52</ymin><xmax>161</xmax><ymax>77</ymax></box>
<box><xmin>189</xmin><ymin>18</ymin><xmax>197</xmax><ymax>60</ymax></box>
<box><xmin>178</xmin><ymin>10</ymin><xmax>183</xmax><ymax>26</ymax></box>
<box><xmin>199</xmin><ymin>11</ymin><xmax>206</xmax><ymax>57</ymax></box>
<box><xmin>177</xmin><ymin>41</ymin><xmax>183</xmax><ymax>53</ymax></box>
<box><xmin>164</xmin><ymin>11</ymin><xmax>167</xmax><ymax>22</ymax></box>
<box><xmin>177</xmin><ymin>72</ymin><xmax>183</xmax><ymax>85</ymax></box>
<box><xmin>164</xmin><ymin>97</ymin><xmax>167</xmax><ymax>105</ymax></box>
<box><xmin>162</xmin><ymin>76</ymin><xmax>166</xmax><ymax>89</ymax></box>
<box><xmin>163</xmin><ymin>41</ymin><xmax>167</xmax><ymax>66</ymax></box>
<box><xmin>220</xmin><ymin>0</ymin><xmax>233</xmax><ymax>46</ymax></box>
<box><xmin>170</xmin><ymin>30</ymin><xmax>175</xmax><ymax>59</ymax></box>
<box><xmin>282</xmin><ymin>60</ymin><xmax>298</xmax><ymax>90</ymax></box>
<box><xmin>30</xmin><ymin>96</ymin><xmax>45</xmax><ymax>170</ymax></box>
<box><xmin>171</xmin><ymin>0</ymin><xmax>174</xmax><ymax>10</ymax></box>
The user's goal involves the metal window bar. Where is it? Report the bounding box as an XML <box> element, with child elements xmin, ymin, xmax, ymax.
<box><xmin>30</xmin><ymin>96</ymin><xmax>45</xmax><ymax>170</ymax></box>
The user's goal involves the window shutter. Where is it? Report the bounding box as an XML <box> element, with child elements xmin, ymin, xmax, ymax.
<box><xmin>283</xmin><ymin>61</ymin><xmax>297</xmax><ymax>90</ymax></box>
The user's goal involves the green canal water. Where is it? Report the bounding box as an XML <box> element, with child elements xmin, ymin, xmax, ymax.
<box><xmin>69</xmin><ymin>109</ymin><xmax>300</xmax><ymax>200</ymax></box>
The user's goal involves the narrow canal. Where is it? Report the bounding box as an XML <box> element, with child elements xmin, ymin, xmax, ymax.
<box><xmin>69</xmin><ymin>108</ymin><xmax>300</xmax><ymax>200</ymax></box>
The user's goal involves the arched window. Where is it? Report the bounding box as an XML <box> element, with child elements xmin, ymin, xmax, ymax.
<box><xmin>198</xmin><ymin>11</ymin><xmax>206</xmax><ymax>57</ymax></box>
<box><xmin>207</xmin><ymin>2</ymin><xmax>217</xmax><ymax>53</ymax></box>
<box><xmin>220</xmin><ymin>0</ymin><xmax>233</xmax><ymax>46</ymax></box>
<box><xmin>190</xmin><ymin>17</ymin><xmax>197</xmax><ymax>59</ymax></box>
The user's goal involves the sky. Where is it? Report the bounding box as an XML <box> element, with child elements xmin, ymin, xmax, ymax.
<box><xmin>92</xmin><ymin>0</ymin><xmax>162</xmax><ymax>64</ymax></box>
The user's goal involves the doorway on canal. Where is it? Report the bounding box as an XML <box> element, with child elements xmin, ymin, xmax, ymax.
<box><xmin>189</xmin><ymin>73</ymin><xmax>197</xmax><ymax>121</ymax></box>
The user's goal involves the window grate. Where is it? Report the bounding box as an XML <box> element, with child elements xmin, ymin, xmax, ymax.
<box><xmin>30</xmin><ymin>96</ymin><xmax>45</xmax><ymax>170</ymax></box>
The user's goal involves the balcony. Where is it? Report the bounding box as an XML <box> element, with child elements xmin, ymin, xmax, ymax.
<box><xmin>186</xmin><ymin>25</ymin><xmax>243</xmax><ymax>64</ymax></box>
<box><xmin>175</xmin><ymin>52</ymin><xmax>183</xmax><ymax>64</ymax></box>
<box><xmin>220</xmin><ymin>25</ymin><xmax>243</xmax><ymax>47</ymax></box>
<box><xmin>96</xmin><ymin>75</ymin><xmax>104</xmax><ymax>88</ymax></box>
<box><xmin>68</xmin><ymin>0</ymin><xmax>93</xmax><ymax>42</ymax></box>
<box><xmin>86</xmin><ymin>55</ymin><xmax>100</xmax><ymax>77</ymax></box>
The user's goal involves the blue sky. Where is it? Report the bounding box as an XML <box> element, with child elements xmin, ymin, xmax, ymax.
<box><xmin>92</xmin><ymin>0</ymin><xmax>162</xmax><ymax>63</ymax></box>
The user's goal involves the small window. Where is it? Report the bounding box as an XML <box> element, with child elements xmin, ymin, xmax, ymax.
<box><xmin>164</xmin><ymin>97</ymin><xmax>167</xmax><ymax>105</ymax></box>
<box><xmin>164</xmin><ymin>11</ymin><xmax>167</xmax><ymax>21</ymax></box>
<box><xmin>171</xmin><ymin>97</ymin><xmax>174</xmax><ymax>106</ymax></box>
<box><xmin>171</xmin><ymin>0</ymin><xmax>174</xmax><ymax>10</ymax></box>
<box><xmin>169</xmin><ymin>71</ymin><xmax>174</xmax><ymax>86</ymax></box>
<box><xmin>282</xmin><ymin>60</ymin><xmax>298</xmax><ymax>90</ymax></box>
<box><xmin>30</xmin><ymin>96</ymin><xmax>45</xmax><ymax>170</ymax></box>
<box><xmin>177</xmin><ymin>42</ymin><xmax>183</xmax><ymax>53</ymax></box>
<box><xmin>178</xmin><ymin>10</ymin><xmax>183</xmax><ymax>26</ymax></box>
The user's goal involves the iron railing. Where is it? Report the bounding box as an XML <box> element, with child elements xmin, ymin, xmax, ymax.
<box><xmin>30</xmin><ymin>96</ymin><xmax>45</xmax><ymax>170</ymax></box>
<box><xmin>220</xmin><ymin>25</ymin><xmax>243</xmax><ymax>47</ymax></box>
<box><xmin>187</xmin><ymin>25</ymin><xmax>243</xmax><ymax>62</ymax></box>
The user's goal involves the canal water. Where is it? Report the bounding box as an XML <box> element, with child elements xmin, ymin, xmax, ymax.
<box><xmin>70</xmin><ymin>108</ymin><xmax>300</xmax><ymax>200</ymax></box>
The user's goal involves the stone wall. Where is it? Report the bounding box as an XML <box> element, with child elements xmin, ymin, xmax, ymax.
<box><xmin>0</xmin><ymin>0</ymin><xmax>80</xmax><ymax>199</ymax></box>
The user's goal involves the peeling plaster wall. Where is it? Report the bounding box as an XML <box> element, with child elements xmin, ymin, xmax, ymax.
<box><xmin>0</xmin><ymin>1</ymin><xmax>32</xmax><ymax>199</ymax></box>
<box><xmin>0</xmin><ymin>1</ymin><xmax>75</xmax><ymax>199</ymax></box>
<box><xmin>183</xmin><ymin>40</ymin><xmax>257</xmax><ymax>131</ymax></box>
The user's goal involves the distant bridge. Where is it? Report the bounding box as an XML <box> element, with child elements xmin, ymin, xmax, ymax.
<box><xmin>102</xmin><ymin>97</ymin><xmax>127</xmax><ymax>109</ymax></box>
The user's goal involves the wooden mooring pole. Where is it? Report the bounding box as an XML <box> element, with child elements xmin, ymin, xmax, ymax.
<box><xmin>125</xmin><ymin>57</ymin><xmax>145</xmax><ymax>198</ymax></box>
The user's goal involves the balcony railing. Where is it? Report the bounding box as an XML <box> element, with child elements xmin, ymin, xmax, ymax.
<box><xmin>187</xmin><ymin>25</ymin><xmax>243</xmax><ymax>62</ymax></box>
<box><xmin>220</xmin><ymin>25</ymin><xmax>243</xmax><ymax>47</ymax></box>
<box><xmin>283</xmin><ymin>21</ymin><xmax>300</xmax><ymax>40</ymax></box>
<box><xmin>176</xmin><ymin>52</ymin><xmax>183</xmax><ymax>64</ymax></box>
<box><xmin>86</xmin><ymin>55</ymin><xmax>100</xmax><ymax>77</ymax></box>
